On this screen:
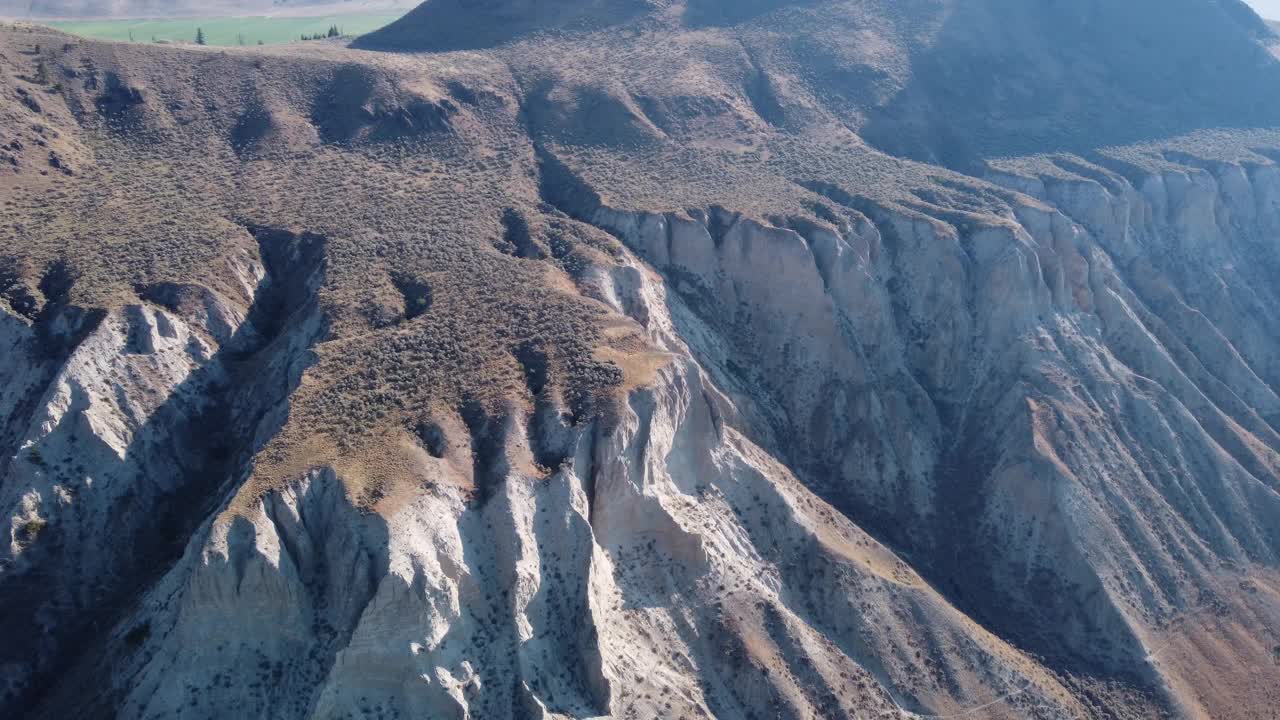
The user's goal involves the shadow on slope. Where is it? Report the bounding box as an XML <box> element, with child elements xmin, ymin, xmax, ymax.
<box><xmin>0</xmin><ymin>226</ymin><xmax>328</xmax><ymax>715</ymax></box>
<box><xmin>859</xmin><ymin>0</ymin><xmax>1280</xmax><ymax>169</ymax></box>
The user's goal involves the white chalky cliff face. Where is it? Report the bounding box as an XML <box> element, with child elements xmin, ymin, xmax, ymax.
<box><xmin>5</xmin><ymin>155</ymin><xmax>1280</xmax><ymax>719</ymax></box>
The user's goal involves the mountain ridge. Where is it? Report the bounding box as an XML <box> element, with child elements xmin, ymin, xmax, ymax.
<box><xmin>363</xmin><ymin>0</ymin><xmax>1280</xmax><ymax>168</ymax></box>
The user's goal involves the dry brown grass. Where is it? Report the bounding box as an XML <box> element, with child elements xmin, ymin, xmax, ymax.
<box><xmin>5</xmin><ymin>6</ymin><xmax>1280</xmax><ymax>503</ymax></box>
<box><xmin>0</xmin><ymin>23</ymin><xmax>636</xmax><ymax>495</ymax></box>
<box><xmin>6</xmin><ymin>0</ymin><xmax>1280</xmax><ymax>496</ymax></box>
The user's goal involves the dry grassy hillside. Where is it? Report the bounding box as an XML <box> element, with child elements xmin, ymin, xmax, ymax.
<box><xmin>1</xmin><ymin>23</ymin><xmax>631</xmax><ymax>460</ymax></box>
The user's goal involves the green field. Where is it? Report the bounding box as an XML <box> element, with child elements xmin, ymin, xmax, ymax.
<box><xmin>48</xmin><ymin>13</ymin><xmax>405</xmax><ymax>47</ymax></box>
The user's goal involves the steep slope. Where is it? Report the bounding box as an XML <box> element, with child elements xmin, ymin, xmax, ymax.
<box><xmin>858</xmin><ymin>0</ymin><xmax>1280</xmax><ymax>166</ymax></box>
<box><xmin>365</xmin><ymin>0</ymin><xmax>1280</xmax><ymax>166</ymax></box>
<box><xmin>2</xmin><ymin>1</ymin><xmax>1280</xmax><ymax>718</ymax></box>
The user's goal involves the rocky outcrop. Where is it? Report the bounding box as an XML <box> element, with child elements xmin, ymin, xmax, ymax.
<box><xmin>8</xmin><ymin>148</ymin><xmax>1280</xmax><ymax>719</ymax></box>
<box><xmin>0</xmin><ymin>298</ymin><xmax>236</xmax><ymax>701</ymax></box>
<box><xmin>562</xmin><ymin>155</ymin><xmax>1280</xmax><ymax>715</ymax></box>
<box><xmin>45</xmin><ymin>250</ymin><xmax>1082</xmax><ymax>720</ymax></box>
<box><xmin>0</xmin><ymin>227</ymin><xmax>327</xmax><ymax>709</ymax></box>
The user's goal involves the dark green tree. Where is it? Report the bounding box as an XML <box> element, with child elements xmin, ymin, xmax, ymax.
<box><xmin>195</xmin><ymin>27</ymin><xmax>206</xmax><ymax>45</ymax></box>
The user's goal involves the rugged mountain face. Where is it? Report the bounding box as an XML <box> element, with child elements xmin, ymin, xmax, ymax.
<box><xmin>2</xmin><ymin>0</ymin><xmax>1280</xmax><ymax>718</ymax></box>
<box><xmin>366</xmin><ymin>0</ymin><xmax>1280</xmax><ymax>167</ymax></box>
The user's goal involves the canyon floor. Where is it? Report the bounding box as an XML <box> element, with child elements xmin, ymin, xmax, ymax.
<box><xmin>3</xmin><ymin>1</ymin><xmax>1280</xmax><ymax>718</ymax></box>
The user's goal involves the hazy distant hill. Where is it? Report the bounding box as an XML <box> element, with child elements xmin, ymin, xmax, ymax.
<box><xmin>0</xmin><ymin>0</ymin><xmax>412</xmax><ymax>19</ymax></box>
